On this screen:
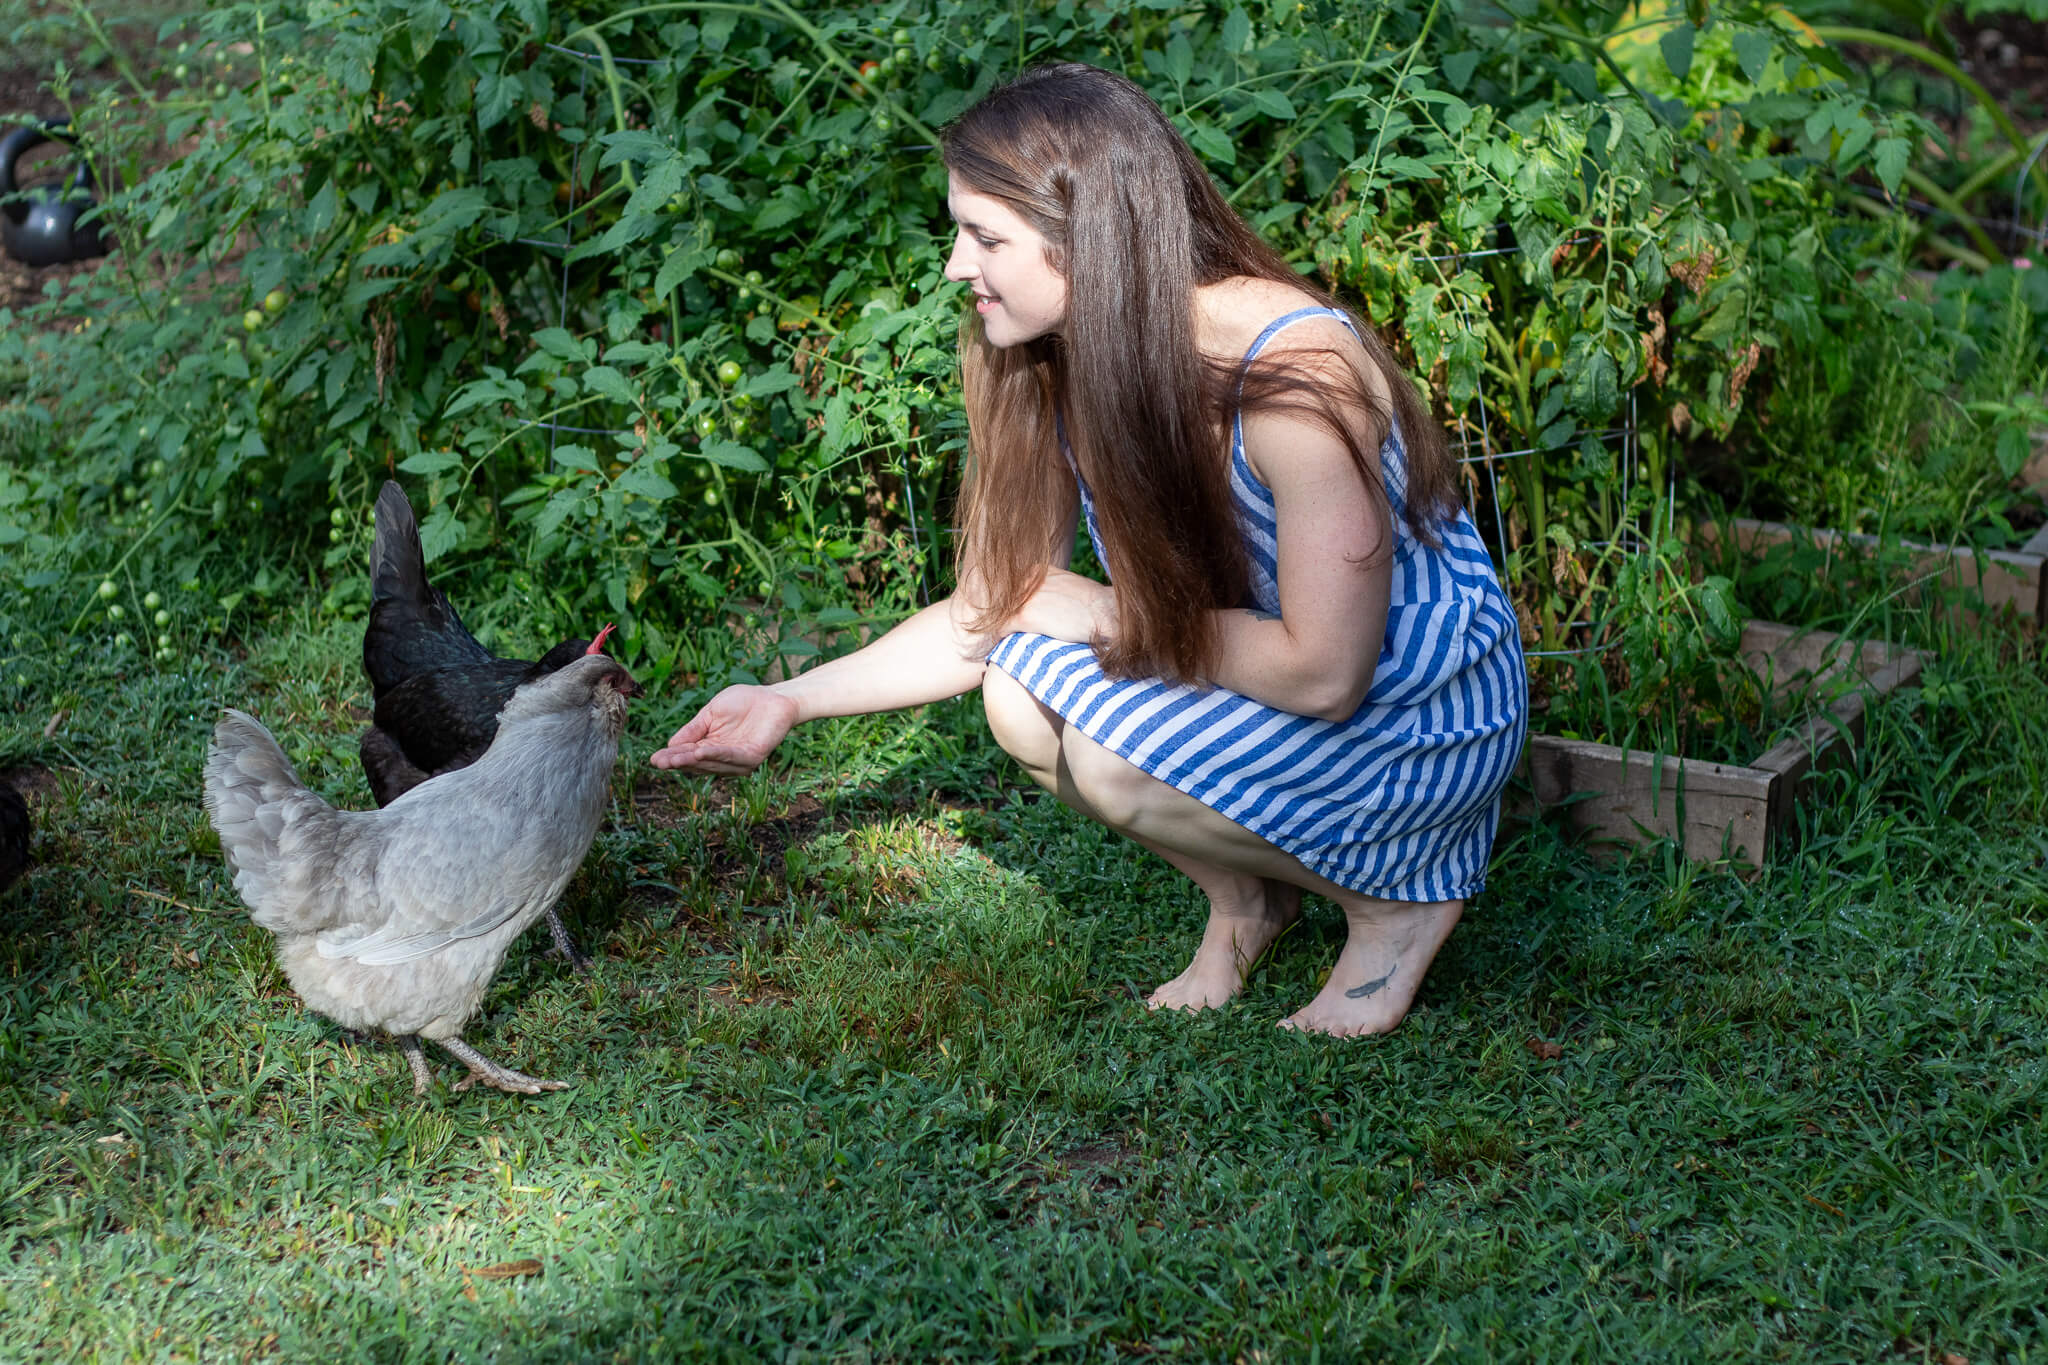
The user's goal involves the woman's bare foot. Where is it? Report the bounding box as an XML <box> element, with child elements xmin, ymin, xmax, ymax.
<box><xmin>1280</xmin><ymin>896</ymin><xmax>1463</xmax><ymax>1037</ymax></box>
<box><xmin>1148</xmin><ymin>879</ymin><xmax>1302</xmax><ymax>1012</ymax></box>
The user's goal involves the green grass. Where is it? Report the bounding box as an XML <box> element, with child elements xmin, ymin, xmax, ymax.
<box><xmin>2</xmin><ymin>557</ymin><xmax>2045</xmax><ymax>1363</ymax></box>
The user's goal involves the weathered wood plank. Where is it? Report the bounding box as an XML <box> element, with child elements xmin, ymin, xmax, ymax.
<box><xmin>1521</xmin><ymin>736</ymin><xmax>1778</xmax><ymax>867</ymax></box>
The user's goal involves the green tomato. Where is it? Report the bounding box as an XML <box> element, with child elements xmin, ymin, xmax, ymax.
<box><xmin>106</xmin><ymin>603</ymin><xmax>125</xmax><ymax>621</ymax></box>
<box><xmin>329</xmin><ymin>507</ymin><xmax>346</xmax><ymax>526</ymax></box>
<box><xmin>895</xmin><ymin>46</ymin><xmax>914</xmax><ymax>64</ymax></box>
<box><xmin>97</xmin><ymin>579</ymin><xmax>117</xmax><ymax>600</ymax></box>
<box><xmin>926</xmin><ymin>52</ymin><xmax>945</xmax><ymax>72</ymax></box>
<box><xmin>702</xmin><ymin>487</ymin><xmax>719</xmax><ymax>506</ymax></box>
<box><xmin>743</xmin><ymin>269</ymin><xmax>763</xmax><ymax>286</ymax></box>
<box><xmin>154</xmin><ymin>609</ymin><xmax>172</xmax><ymax>627</ymax></box>
<box><xmin>156</xmin><ymin>633</ymin><xmax>173</xmax><ymax>649</ymax></box>
<box><xmin>730</xmin><ymin>414</ymin><xmax>753</xmax><ymax>438</ymax></box>
<box><xmin>143</xmin><ymin>591</ymin><xmax>162</xmax><ymax>610</ymax></box>
<box><xmin>263</xmin><ymin>288</ymin><xmax>287</xmax><ymax>315</ymax></box>
<box><xmin>732</xmin><ymin>391</ymin><xmax>754</xmax><ymax>410</ymax></box>
<box><xmin>892</xmin><ymin>27</ymin><xmax>911</xmax><ymax>44</ymax></box>
<box><xmin>717</xmin><ymin>359</ymin><xmax>743</xmax><ymax>385</ymax></box>
<box><xmin>874</xmin><ymin>112</ymin><xmax>895</xmax><ymax>133</ymax></box>
<box><xmin>714</xmin><ymin>248</ymin><xmax>743</xmax><ymax>270</ymax></box>
<box><xmin>147</xmin><ymin>458</ymin><xmax>166</xmax><ymax>478</ymax></box>
<box><xmin>241</xmin><ymin>308</ymin><xmax>264</xmax><ymax>333</ymax></box>
<box><xmin>113</xmin><ymin>632</ymin><xmax>133</xmax><ymax>649</ymax></box>
<box><xmin>694</xmin><ymin>414</ymin><xmax>718</xmax><ymax>438</ymax></box>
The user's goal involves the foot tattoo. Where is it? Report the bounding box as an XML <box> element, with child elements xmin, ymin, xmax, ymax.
<box><xmin>1344</xmin><ymin>964</ymin><xmax>1395</xmax><ymax>1000</ymax></box>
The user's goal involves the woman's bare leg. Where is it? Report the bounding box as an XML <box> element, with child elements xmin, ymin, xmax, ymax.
<box><xmin>984</xmin><ymin>669</ymin><xmax>1465</xmax><ymax>1033</ymax></box>
<box><xmin>983</xmin><ymin>671</ymin><xmax>1297</xmax><ymax>1008</ymax></box>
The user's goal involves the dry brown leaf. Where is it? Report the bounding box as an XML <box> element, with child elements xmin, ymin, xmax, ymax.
<box><xmin>465</xmin><ymin>1259</ymin><xmax>542</xmax><ymax>1280</ymax></box>
<box><xmin>1524</xmin><ymin>1037</ymin><xmax>1564</xmax><ymax>1061</ymax></box>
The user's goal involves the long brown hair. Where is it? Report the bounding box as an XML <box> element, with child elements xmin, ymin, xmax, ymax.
<box><xmin>944</xmin><ymin>62</ymin><xmax>1458</xmax><ymax>683</ymax></box>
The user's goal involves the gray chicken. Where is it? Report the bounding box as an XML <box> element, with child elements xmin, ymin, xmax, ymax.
<box><xmin>203</xmin><ymin>653</ymin><xmax>639</xmax><ymax>1095</ymax></box>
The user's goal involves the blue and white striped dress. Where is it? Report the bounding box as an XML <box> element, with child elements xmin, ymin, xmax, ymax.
<box><xmin>984</xmin><ymin>307</ymin><xmax>1528</xmax><ymax>901</ymax></box>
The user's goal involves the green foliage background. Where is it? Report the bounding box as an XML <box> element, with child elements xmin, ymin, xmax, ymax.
<box><xmin>7</xmin><ymin>0</ymin><xmax>2041</xmax><ymax>709</ymax></box>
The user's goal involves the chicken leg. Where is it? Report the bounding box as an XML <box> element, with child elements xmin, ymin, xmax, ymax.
<box><xmin>399</xmin><ymin>1035</ymin><xmax>436</xmax><ymax>1096</ymax></box>
<box><xmin>438</xmin><ymin>1037</ymin><xmax>571</xmax><ymax>1094</ymax></box>
<box><xmin>544</xmin><ymin>909</ymin><xmax>593</xmax><ymax>972</ymax></box>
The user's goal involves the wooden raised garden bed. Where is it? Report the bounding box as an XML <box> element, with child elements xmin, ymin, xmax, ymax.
<box><xmin>1517</xmin><ymin>621</ymin><xmax>1926</xmax><ymax>871</ymax></box>
<box><xmin>1701</xmin><ymin>518</ymin><xmax>2048</xmax><ymax>630</ymax></box>
<box><xmin>1692</xmin><ymin>443</ymin><xmax>2048</xmax><ymax>631</ymax></box>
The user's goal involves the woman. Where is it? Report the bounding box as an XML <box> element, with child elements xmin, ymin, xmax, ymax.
<box><xmin>652</xmin><ymin>63</ymin><xmax>1526</xmax><ymax>1036</ymax></box>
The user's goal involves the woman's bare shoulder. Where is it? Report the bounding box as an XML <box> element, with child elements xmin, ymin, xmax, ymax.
<box><xmin>1195</xmin><ymin>277</ymin><xmax>1325</xmax><ymax>358</ymax></box>
<box><xmin>1197</xmin><ymin>277</ymin><xmax>1378</xmax><ymax>379</ymax></box>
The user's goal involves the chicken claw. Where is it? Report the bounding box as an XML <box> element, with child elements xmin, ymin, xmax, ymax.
<box><xmin>440</xmin><ymin>1037</ymin><xmax>570</xmax><ymax>1095</ymax></box>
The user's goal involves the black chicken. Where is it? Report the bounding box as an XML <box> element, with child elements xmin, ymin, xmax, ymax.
<box><xmin>360</xmin><ymin>480</ymin><xmax>613</xmax><ymax>967</ymax></box>
<box><xmin>0</xmin><ymin>780</ymin><xmax>28</xmax><ymax>894</ymax></box>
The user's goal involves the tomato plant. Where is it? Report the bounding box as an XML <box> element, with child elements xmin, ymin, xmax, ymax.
<box><xmin>1</xmin><ymin>0</ymin><xmax>2037</xmax><ymax>729</ymax></box>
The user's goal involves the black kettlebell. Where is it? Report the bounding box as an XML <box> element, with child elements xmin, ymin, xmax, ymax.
<box><xmin>0</xmin><ymin>121</ymin><xmax>110</xmax><ymax>267</ymax></box>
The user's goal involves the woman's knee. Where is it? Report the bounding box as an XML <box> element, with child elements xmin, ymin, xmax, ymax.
<box><xmin>982</xmin><ymin>668</ymin><xmax>1062</xmax><ymax>777</ymax></box>
<box><xmin>1056</xmin><ymin>726</ymin><xmax>1158</xmax><ymax>830</ymax></box>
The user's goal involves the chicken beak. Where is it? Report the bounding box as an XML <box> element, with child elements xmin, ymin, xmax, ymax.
<box><xmin>586</xmin><ymin>623</ymin><xmax>616</xmax><ymax>656</ymax></box>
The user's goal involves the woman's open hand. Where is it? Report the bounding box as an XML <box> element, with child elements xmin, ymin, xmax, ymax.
<box><xmin>1015</xmin><ymin>566</ymin><xmax>1118</xmax><ymax>645</ymax></box>
<box><xmin>649</xmin><ymin>684</ymin><xmax>800</xmax><ymax>774</ymax></box>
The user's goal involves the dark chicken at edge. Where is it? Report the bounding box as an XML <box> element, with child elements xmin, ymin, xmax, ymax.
<box><xmin>0</xmin><ymin>781</ymin><xmax>28</xmax><ymax>895</ymax></box>
<box><xmin>359</xmin><ymin>480</ymin><xmax>622</xmax><ymax>968</ymax></box>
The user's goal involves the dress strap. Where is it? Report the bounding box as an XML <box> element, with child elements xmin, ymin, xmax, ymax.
<box><xmin>1240</xmin><ymin>305</ymin><xmax>1361</xmax><ymax>372</ymax></box>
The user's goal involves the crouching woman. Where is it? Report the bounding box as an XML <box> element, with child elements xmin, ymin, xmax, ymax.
<box><xmin>652</xmin><ymin>63</ymin><xmax>1527</xmax><ymax>1036</ymax></box>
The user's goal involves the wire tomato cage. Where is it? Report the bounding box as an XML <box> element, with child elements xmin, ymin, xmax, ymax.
<box><xmin>1410</xmin><ymin>238</ymin><xmax>1673</xmax><ymax>664</ymax></box>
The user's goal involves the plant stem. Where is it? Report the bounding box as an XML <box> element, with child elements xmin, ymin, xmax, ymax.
<box><xmin>1900</xmin><ymin>165</ymin><xmax>2005</xmax><ymax>263</ymax></box>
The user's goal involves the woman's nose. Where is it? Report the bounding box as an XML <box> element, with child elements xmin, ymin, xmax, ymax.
<box><xmin>943</xmin><ymin>233</ymin><xmax>973</xmax><ymax>282</ymax></box>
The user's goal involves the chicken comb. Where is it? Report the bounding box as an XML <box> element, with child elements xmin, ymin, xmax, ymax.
<box><xmin>585</xmin><ymin>623</ymin><xmax>616</xmax><ymax>656</ymax></box>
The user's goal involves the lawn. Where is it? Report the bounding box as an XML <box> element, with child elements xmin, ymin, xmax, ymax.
<box><xmin>1</xmin><ymin>581</ymin><xmax>2044</xmax><ymax>1362</ymax></box>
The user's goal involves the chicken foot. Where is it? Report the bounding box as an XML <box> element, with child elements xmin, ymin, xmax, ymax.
<box><xmin>543</xmin><ymin>908</ymin><xmax>593</xmax><ymax>972</ymax></box>
<box><xmin>438</xmin><ymin>1036</ymin><xmax>571</xmax><ymax>1094</ymax></box>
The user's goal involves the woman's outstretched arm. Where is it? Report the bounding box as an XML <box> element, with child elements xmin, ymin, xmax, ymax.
<box><xmin>649</xmin><ymin>594</ymin><xmax>994</xmax><ymax>774</ymax></box>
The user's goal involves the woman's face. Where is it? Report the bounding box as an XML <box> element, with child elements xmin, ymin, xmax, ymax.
<box><xmin>944</xmin><ymin>175</ymin><xmax>1067</xmax><ymax>348</ymax></box>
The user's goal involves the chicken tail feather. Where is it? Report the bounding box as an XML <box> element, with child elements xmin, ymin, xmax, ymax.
<box><xmin>370</xmin><ymin>480</ymin><xmax>433</xmax><ymax>615</ymax></box>
<box><xmin>203</xmin><ymin>709</ymin><xmax>343</xmax><ymax>932</ymax></box>
<box><xmin>364</xmin><ymin>481</ymin><xmax>490</xmax><ymax>690</ymax></box>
